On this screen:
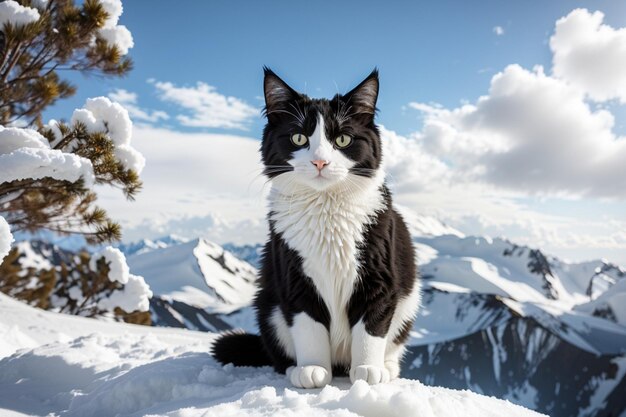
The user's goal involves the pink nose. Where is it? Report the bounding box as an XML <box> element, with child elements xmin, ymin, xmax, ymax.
<box><xmin>311</xmin><ymin>160</ymin><xmax>330</xmax><ymax>171</ymax></box>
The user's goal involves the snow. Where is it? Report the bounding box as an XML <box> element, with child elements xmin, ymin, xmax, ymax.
<box><xmin>396</xmin><ymin>204</ymin><xmax>464</xmax><ymax>238</ymax></box>
<box><xmin>411</xmin><ymin>290</ymin><xmax>511</xmax><ymax>345</ymax></box>
<box><xmin>415</xmin><ymin>234</ymin><xmax>610</xmax><ymax>308</ymax></box>
<box><xmin>87</xmin><ymin>246</ymin><xmax>152</xmax><ymax>312</ymax></box>
<box><xmin>406</xmin><ymin>230</ymin><xmax>626</xmax><ymax>356</ymax></box>
<box><xmin>576</xmin><ymin>278</ymin><xmax>626</xmax><ymax>325</ymax></box>
<box><xmin>90</xmin><ymin>246</ymin><xmax>130</xmax><ymax>284</ymax></box>
<box><xmin>0</xmin><ymin>292</ymin><xmax>545</xmax><ymax>417</ymax></box>
<box><xmin>0</xmin><ymin>126</ymin><xmax>95</xmax><ymax>186</ymax></box>
<box><xmin>0</xmin><ymin>126</ymin><xmax>49</xmax><ymax>153</ymax></box>
<box><xmin>72</xmin><ymin>97</ymin><xmax>144</xmax><ymax>173</ymax></box>
<box><xmin>117</xmin><ymin>235</ymin><xmax>189</xmax><ymax>257</ymax></box>
<box><xmin>96</xmin><ymin>0</ymin><xmax>134</xmax><ymax>55</ymax></box>
<box><xmin>98</xmin><ymin>273</ymin><xmax>152</xmax><ymax>312</ymax></box>
<box><xmin>0</xmin><ymin>215</ymin><xmax>13</xmax><ymax>264</ymax></box>
<box><xmin>99</xmin><ymin>0</ymin><xmax>123</xmax><ymax>26</ymax></box>
<box><xmin>0</xmin><ymin>146</ymin><xmax>96</xmax><ymax>185</ymax></box>
<box><xmin>127</xmin><ymin>238</ymin><xmax>257</xmax><ymax>312</ymax></box>
<box><xmin>0</xmin><ymin>0</ymin><xmax>40</xmax><ymax>28</ymax></box>
<box><xmin>98</xmin><ymin>25</ymin><xmax>134</xmax><ymax>55</ymax></box>
<box><xmin>15</xmin><ymin>241</ymin><xmax>52</xmax><ymax>270</ymax></box>
<box><xmin>577</xmin><ymin>356</ymin><xmax>626</xmax><ymax>417</ymax></box>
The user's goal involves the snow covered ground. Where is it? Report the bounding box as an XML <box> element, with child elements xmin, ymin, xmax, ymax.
<box><xmin>0</xmin><ymin>292</ymin><xmax>545</xmax><ymax>417</ymax></box>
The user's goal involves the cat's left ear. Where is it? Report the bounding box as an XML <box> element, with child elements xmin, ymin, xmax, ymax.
<box><xmin>344</xmin><ymin>69</ymin><xmax>379</xmax><ymax>120</ymax></box>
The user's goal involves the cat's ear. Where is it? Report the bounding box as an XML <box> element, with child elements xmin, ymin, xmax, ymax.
<box><xmin>263</xmin><ymin>67</ymin><xmax>298</xmax><ymax>120</ymax></box>
<box><xmin>344</xmin><ymin>69</ymin><xmax>379</xmax><ymax>121</ymax></box>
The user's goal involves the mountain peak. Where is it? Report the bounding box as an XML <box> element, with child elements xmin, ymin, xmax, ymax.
<box><xmin>126</xmin><ymin>238</ymin><xmax>256</xmax><ymax>313</ymax></box>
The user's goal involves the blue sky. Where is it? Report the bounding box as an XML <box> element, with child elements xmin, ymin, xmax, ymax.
<box><xmin>45</xmin><ymin>1</ymin><xmax>626</xmax><ymax>265</ymax></box>
<box><xmin>53</xmin><ymin>0</ymin><xmax>626</xmax><ymax>136</ymax></box>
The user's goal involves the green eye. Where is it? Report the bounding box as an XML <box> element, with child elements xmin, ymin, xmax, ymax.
<box><xmin>290</xmin><ymin>133</ymin><xmax>308</xmax><ymax>147</ymax></box>
<box><xmin>335</xmin><ymin>134</ymin><xmax>353</xmax><ymax>148</ymax></box>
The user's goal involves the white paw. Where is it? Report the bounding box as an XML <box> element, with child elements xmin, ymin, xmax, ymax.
<box><xmin>287</xmin><ymin>365</ymin><xmax>332</xmax><ymax>388</ymax></box>
<box><xmin>384</xmin><ymin>360</ymin><xmax>400</xmax><ymax>380</ymax></box>
<box><xmin>350</xmin><ymin>365</ymin><xmax>390</xmax><ymax>385</ymax></box>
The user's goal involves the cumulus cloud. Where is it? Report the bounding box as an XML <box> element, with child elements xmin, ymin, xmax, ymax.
<box><xmin>108</xmin><ymin>89</ymin><xmax>169</xmax><ymax>123</ymax></box>
<box><xmin>379</xmin><ymin>126</ymin><xmax>450</xmax><ymax>193</ymax></box>
<box><xmin>154</xmin><ymin>81</ymin><xmax>259</xmax><ymax>130</ymax></box>
<box><xmin>409</xmin><ymin>64</ymin><xmax>626</xmax><ymax>198</ymax></box>
<box><xmin>493</xmin><ymin>26</ymin><xmax>504</xmax><ymax>36</ymax></box>
<box><xmin>551</xmin><ymin>9</ymin><xmax>626</xmax><ymax>103</ymax></box>
<box><xmin>405</xmin><ymin>9</ymin><xmax>626</xmax><ymax>199</ymax></box>
<box><xmin>95</xmin><ymin>126</ymin><xmax>267</xmax><ymax>244</ymax></box>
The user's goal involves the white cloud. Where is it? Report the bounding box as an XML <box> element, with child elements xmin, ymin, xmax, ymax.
<box><xmin>380</xmin><ymin>126</ymin><xmax>450</xmax><ymax>193</ymax></box>
<box><xmin>96</xmin><ymin>126</ymin><xmax>268</xmax><ymax>245</ymax></box>
<box><xmin>493</xmin><ymin>26</ymin><xmax>504</xmax><ymax>36</ymax></box>
<box><xmin>551</xmin><ymin>9</ymin><xmax>626</xmax><ymax>103</ymax></box>
<box><xmin>108</xmin><ymin>89</ymin><xmax>169</xmax><ymax>123</ymax></box>
<box><xmin>154</xmin><ymin>81</ymin><xmax>259</xmax><ymax>130</ymax></box>
<box><xmin>408</xmin><ymin>64</ymin><xmax>626</xmax><ymax>198</ymax></box>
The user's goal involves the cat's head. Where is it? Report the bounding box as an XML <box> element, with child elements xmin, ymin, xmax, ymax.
<box><xmin>261</xmin><ymin>68</ymin><xmax>383</xmax><ymax>193</ymax></box>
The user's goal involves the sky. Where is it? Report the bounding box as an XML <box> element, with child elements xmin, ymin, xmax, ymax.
<box><xmin>44</xmin><ymin>0</ymin><xmax>626</xmax><ymax>265</ymax></box>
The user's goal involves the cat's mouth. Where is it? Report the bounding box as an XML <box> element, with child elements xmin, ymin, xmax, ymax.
<box><xmin>313</xmin><ymin>172</ymin><xmax>333</xmax><ymax>182</ymax></box>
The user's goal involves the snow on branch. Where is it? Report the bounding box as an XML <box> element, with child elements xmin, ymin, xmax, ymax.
<box><xmin>90</xmin><ymin>246</ymin><xmax>130</xmax><ymax>284</ymax></box>
<box><xmin>71</xmin><ymin>97</ymin><xmax>145</xmax><ymax>173</ymax></box>
<box><xmin>96</xmin><ymin>0</ymin><xmax>134</xmax><ymax>55</ymax></box>
<box><xmin>90</xmin><ymin>246</ymin><xmax>152</xmax><ymax>313</ymax></box>
<box><xmin>0</xmin><ymin>0</ymin><xmax>40</xmax><ymax>28</ymax></box>
<box><xmin>98</xmin><ymin>274</ymin><xmax>152</xmax><ymax>312</ymax></box>
<box><xmin>0</xmin><ymin>216</ymin><xmax>13</xmax><ymax>264</ymax></box>
<box><xmin>0</xmin><ymin>126</ymin><xmax>95</xmax><ymax>186</ymax></box>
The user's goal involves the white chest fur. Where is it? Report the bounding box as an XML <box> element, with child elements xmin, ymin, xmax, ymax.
<box><xmin>269</xmin><ymin>173</ymin><xmax>386</xmax><ymax>363</ymax></box>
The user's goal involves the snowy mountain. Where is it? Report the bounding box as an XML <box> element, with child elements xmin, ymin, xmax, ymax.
<box><xmin>126</xmin><ymin>237</ymin><xmax>257</xmax><ymax>313</ymax></box>
<box><xmin>222</xmin><ymin>242</ymin><xmax>264</xmax><ymax>268</ymax></box>
<box><xmin>0</xmin><ymin>292</ymin><xmax>544</xmax><ymax>417</ymax></box>
<box><xmin>116</xmin><ymin>235</ymin><xmax>189</xmax><ymax>257</ymax></box>
<box><xmin>143</xmin><ymin>227</ymin><xmax>625</xmax><ymax>416</ymax></box>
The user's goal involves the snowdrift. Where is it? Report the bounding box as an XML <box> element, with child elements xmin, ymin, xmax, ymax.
<box><xmin>0</xmin><ymin>292</ymin><xmax>544</xmax><ymax>417</ymax></box>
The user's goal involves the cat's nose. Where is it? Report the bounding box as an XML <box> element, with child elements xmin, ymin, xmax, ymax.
<box><xmin>311</xmin><ymin>160</ymin><xmax>330</xmax><ymax>171</ymax></box>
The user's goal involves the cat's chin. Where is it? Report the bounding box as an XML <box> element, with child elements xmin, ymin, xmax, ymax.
<box><xmin>302</xmin><ymin>175</ymin><xmax>346</xmax><ymax>192</ymax></box>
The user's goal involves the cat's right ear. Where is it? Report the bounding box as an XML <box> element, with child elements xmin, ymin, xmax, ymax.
<box><xmin>263</xmin><ymin>67</ymin><xmax>298</xmax><ymax>121</ymax></box>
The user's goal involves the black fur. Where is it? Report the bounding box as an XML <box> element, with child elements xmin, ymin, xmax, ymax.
<box><xmin>212</xmin><ymin>69</ymin><xmax>418</xmax><ymax>376</ymax></box>
<box><xmin>210</xmin><ymin>331</ymin><xmax>272</xmax><ymax>367</ymax></box>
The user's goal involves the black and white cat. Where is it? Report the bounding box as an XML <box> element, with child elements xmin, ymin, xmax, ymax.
<box><xmin>212</xmin><ymin>68</ymin><xmax>420</xmax><ymax>388</ymax></box>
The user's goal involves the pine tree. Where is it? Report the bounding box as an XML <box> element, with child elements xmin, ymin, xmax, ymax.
<box><xmin>0</xmin><ymin>1</ymin><xmax>153</xmax><ymax>324</ymax></box>
<box><xmin>0</xmin><ymin>244</ymin><xmax>152</xmax><ymax>324</ymax></box>
<box><xmin>0</xmin><ymin>0</ymin><xmax>139</xmax><ymax>244</ymax></box>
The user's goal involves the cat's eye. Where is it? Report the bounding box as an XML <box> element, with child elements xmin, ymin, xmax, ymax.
<box><xmin>290</xmin><ymin>133</ymin><xmax>308</xmax><ymax>147</ymax></box>
<box><xmin>335</xmin><ymin>134</ymin><xmax>353</xmax><ymax>149</ymax></box>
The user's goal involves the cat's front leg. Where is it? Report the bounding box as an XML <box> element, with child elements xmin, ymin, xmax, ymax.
<box><xmin>349</xmin><ymin>319</ymin><xmax>391</xmax><ymax>385</ymax></box>
<box><xmin>287</xmin><ymin>312</ymin><xmax>332</xmax><ymax>388</ymax></box>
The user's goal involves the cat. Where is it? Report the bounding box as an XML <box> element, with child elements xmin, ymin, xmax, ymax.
<box><xmin>211</xmin><ymin>68</ymin><xmax>420</xmax><ymax>388</ymax></box>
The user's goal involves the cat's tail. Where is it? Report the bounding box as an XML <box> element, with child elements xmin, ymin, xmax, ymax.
<box><xmin>210</xmin><ymin>330</ymin><xmax>273</xmax><ymax>367</ymax></box>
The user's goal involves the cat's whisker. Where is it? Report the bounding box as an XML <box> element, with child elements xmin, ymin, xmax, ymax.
<box><xmin>266</xmin><ymin>109</ymin><xmax>304</xmax><ymax>123</ymax></box>
<box><xmin>288</xmin><ymin>102</ymin><xmax>306</xmax><ymax>127</ymax></box>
